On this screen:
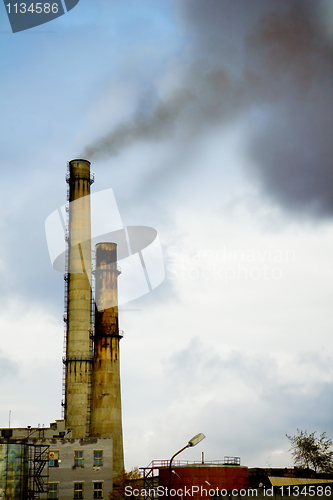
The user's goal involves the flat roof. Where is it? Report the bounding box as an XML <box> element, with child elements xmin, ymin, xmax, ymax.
<box><xmin>269</xmin><ymin>477</ymin><xmax>333</xmax><ymax>487</ymax></box>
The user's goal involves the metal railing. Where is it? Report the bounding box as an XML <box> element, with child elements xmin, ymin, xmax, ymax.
<box><xmin>144</xmin><ymin>458</ymin><xmax>240</xmax><ymax>469</ymax></box>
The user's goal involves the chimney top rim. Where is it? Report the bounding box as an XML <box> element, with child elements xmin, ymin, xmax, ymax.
<box><xmin>96</xmin><ymin>242</ymin><xmax>117</xmax><ymax>247</ymax></box>
<box><xmin>69</xmin><ymin>158</ymin><xmax>91</xmax><ymax>165</ymax></box>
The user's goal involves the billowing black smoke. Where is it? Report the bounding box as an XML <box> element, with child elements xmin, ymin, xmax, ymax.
<box><xmin>84</xmin><ymin>0</ymin><xmax>333</xmax><ymax>217</ymax></box>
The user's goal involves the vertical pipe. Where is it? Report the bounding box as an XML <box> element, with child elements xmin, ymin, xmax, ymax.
<box><xmin>65</xmin><ymin>159</ymin><xmax>93</xmax><ymax>438</ymax></box>
<box><xmin>91</xmin><ymin>242</ymin><xmax>124</xmax><ymax>479</ymax></box>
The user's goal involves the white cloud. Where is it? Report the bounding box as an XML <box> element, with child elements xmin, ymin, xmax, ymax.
<box><xmin>0</xmin><ymin>298</ymin><xmax>63</xmax><ymax>364</ymax></box>
<box><xmin>120</xmin><ymin>204</ymin><xmax>333</xmax><ymax>468</ymax></box>
<box><xmin>0</xmin><ymin>299</ymin><xmax>63</xmax><ymax>428</ymax></box>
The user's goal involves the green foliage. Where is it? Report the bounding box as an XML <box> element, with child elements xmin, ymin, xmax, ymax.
<box><xmin>286</xmin><ymin>429</ymin><xmax>333</xmax><ymax>473</ymax></box>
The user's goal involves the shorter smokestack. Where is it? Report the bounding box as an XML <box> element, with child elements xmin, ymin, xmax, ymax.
<box><xmin>90</xmin><ymin>242</ymin><xmax>124</xmax><ymax>479</ymax></box>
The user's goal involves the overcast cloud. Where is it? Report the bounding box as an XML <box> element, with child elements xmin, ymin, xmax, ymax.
<box><xmin>0</xmin><ymin>0</ymin><xmax>332</xmax><ymax>471</ymax></box>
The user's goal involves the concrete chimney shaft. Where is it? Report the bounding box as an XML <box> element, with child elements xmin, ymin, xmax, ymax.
<box><xmin>65</xmin><ymin>159</ymin><xmax>93</xmax><ymax>438</ymax></box>
<box><xmin>91</xmin><ymin>242</ymin><xmax>124</xmax><ymax>479</ymax></box>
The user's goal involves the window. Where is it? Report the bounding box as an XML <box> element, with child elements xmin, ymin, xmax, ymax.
<box><xmin>49</xmin><ymin>451</ymin><xmax>59</xmax><ymax>467</ymax></box>
<box><xmin>74</xmin><ymin>450</ymin><xmax>84</xmax><ymax>467</ymax></box>
<box><xmin>93</xmin><ymin>482</ymin><xmax>103</xmax><ymax>499</ymax></box>
<box><xmin>49</xmin><ymin>482</ymin><xmax>59</xmax><ymax>499</ymax></box>
<box><xmin>74</xmin><ymin>482</ymin><xmax>84</xmax><ymax>499</ymax></box>
<box><xmin>93</xmin><ymin>450</ymin><xmax>103</xmax><ymax>466</ymax></box>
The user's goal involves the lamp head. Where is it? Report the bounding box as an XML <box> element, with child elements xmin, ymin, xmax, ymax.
<box><xmin>188</xmin><ymin>433</ymin><xmax>205</xmax><ymax>447</ymax></box>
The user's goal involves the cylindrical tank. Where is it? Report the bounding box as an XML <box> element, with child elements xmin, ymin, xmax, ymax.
<box><xmin>65</xmin><ymin>159</ymin><xmax>93</xmax><ymax>438</ymax></box>
<box><xmin>90</xmin><ymin>242</ymin><xmax>124</xmax><ymax>479</ymax></box>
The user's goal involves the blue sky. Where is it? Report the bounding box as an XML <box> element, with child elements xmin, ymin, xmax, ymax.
<box><xmin>1</xmin><ymin>0</ymin><xmax>333</xmax><ymax>471</ymax></box>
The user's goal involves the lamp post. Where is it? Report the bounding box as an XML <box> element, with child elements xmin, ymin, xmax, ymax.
<box><xmin>168</xmin><ymin>433</ymin><xmax>205</xmax><ymax>500</ymax></box>
<box><xmin>173</xmin><ymin>471</ymin><xmax>183</xmax><ymax>500</ymax></box>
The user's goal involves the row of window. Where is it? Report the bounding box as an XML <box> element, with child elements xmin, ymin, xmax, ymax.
<box><xmin>49</xmin><ymin>450</ymin><xmax>103</xmax><ymax>467</ymax></box>
<box><xmin>49</xmin><ymin>481</ymin><xmax>103</xmax><ymax>499</ymax></box>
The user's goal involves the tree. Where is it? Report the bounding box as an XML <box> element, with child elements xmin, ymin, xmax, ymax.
<box><xmin>286</xmin><ymin>429</ymin><xmax>333</xmax><ymax>473</ymax></box>
<box><xmin>109</xmin><ymin>468</ymin><xmax>144</xmax><ymax>500</ymax></box>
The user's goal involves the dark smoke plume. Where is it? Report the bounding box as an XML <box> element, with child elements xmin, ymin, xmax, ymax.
<box><xmin>244</xmin><ymin>3</ymin><xmax>333</xmax><ymax>215</ymax></box>
<box><xmin>84</xmin><ymin>89</ymin><xmax>194</xmax><ymax>159</ymax></box>
<box><xmin>84</xmin><ymin>0</ymin><xmax>333</xmax><ymax>217</ymax></box>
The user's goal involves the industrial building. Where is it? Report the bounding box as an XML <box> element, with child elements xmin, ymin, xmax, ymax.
<box><xmin>2</xmin><ymin>160</ymin><xmax>332</xmax><ymax>500</ymax></box>
<box><xmin>140</xmin><ymin>457</ymin><xmax>249</xmax><ymax>500</ymax></box>
<box><xmin>0</xmin><ymin>422</ymin><xmax>113</xmax><ymax>499</ymax></box>
<box><xmin>140</xmin><ymin>461</ymin><xmax>333</xmax><ymax>500</ymax></box>
<box><xmin>0</xmin><ymin>159</ymin><xmax>123</xmax><ymax>499</ymax></box>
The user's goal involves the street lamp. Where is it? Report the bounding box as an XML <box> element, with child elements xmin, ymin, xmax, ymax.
<box><xmin>168</xmin><ymin>433</ymin><xmax>205</xmax><ymax>500</ymax></box>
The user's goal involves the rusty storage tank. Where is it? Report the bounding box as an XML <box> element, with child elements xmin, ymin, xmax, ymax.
<box><xmin>158</xmin><ymin>461</ymin><xmax>249</xmax><ymax>499</ymax></box>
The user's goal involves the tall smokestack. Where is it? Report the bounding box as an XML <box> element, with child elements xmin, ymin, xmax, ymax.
<box><xmin>64</xmin><ymin>159</ymin><xmax>93</xmax><ymax>438</ymax></box>
<box><xmin>91</xmin><ymin>242</ymin><xmax>124</xmax><ymax>478</ymax></box>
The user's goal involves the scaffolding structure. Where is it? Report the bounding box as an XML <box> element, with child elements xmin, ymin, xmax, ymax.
<box><xmin>27</xmin><ymin>444</ymin><xmax>49</xmax><ymax>499</ymax></box>
<box><xmin>61</xmin><ymin>166</ymin><xmax>70</xmax><ymax>418</ymax></box>
<box><xmin>0</xmin><ymin>438</ymin><xmax>49</xmax><ymax>500</ymax></box>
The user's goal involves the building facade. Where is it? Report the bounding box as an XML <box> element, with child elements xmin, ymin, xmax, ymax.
<box><xmin>0</xmin><ymin>420</ymin><xmax>113</xmax><ymax>499</ymax></box>
<box><xmin>1</xmin><ymin>160</ymin><xmax>125</xmax><ymax>499</ymax></box>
